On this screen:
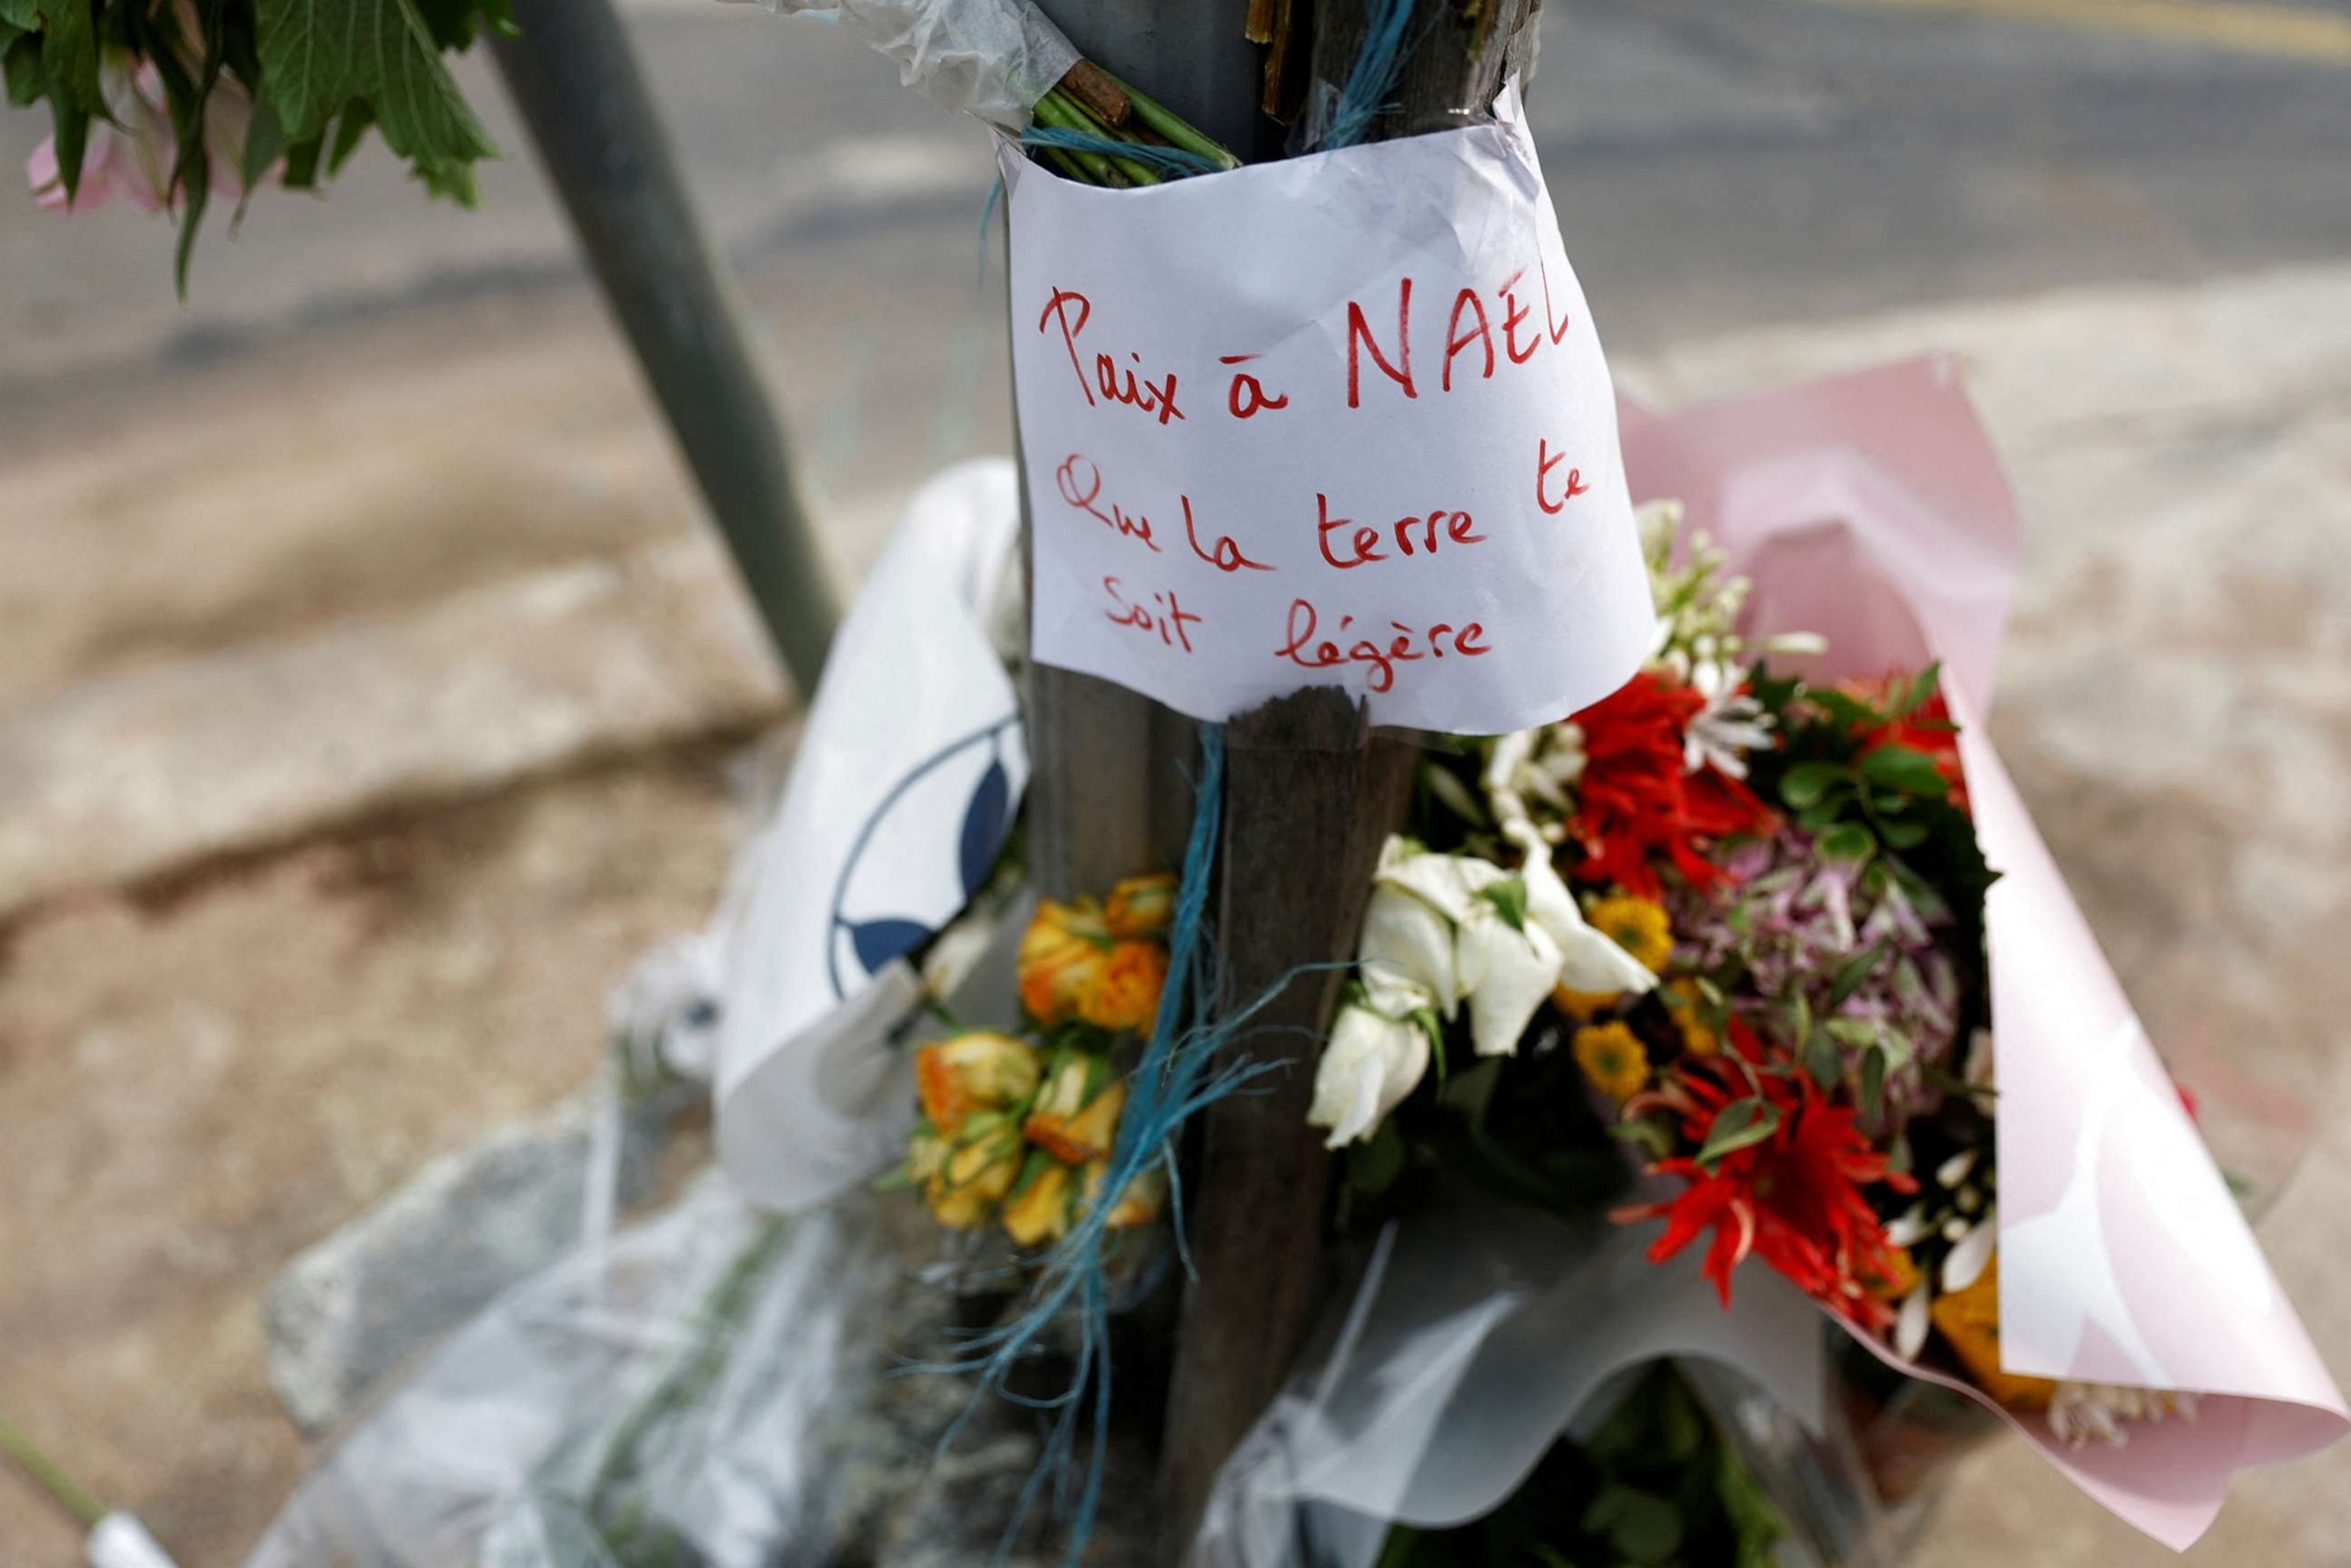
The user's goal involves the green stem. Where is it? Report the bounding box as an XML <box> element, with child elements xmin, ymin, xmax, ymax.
<box><xmin>1042</xmin><ymin>88</ymin><xmax>1166</xmax><ymax>187</ymax></box>
<box><xmin>1094</xmin><ymin>72</ymin><xmax>1242</xmax><ymax>169</ymax></box>
<box><xmin>1031</xmin><ymin>91</ymin><xmax>1147</xmax><ymax>186</ymax></box>
<box><xmin>0</xmin><ymin>1410</ymin><xmax>106</xmax><ymax>1531</ymax></box>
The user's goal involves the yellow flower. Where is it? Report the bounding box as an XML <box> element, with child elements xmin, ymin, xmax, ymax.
<box><xmin>1552</xmin><ymin>983</ymin><xmax>1622</xmax><ymax>1021</ymax></box>
<box><xmin>1025</xmin><ymin>1053</ymin><xmax>1127</xmax><ymax>1165</ymax></box>
<box><xmin>1002</xmin><ymin>1160</ymin><xmax>1078</xmax><ymax>1247</ymax></box>
<box><xmin>1662</xmin><ymin>978</ymin><xmax>1718</xmax><ymax>1057</ymax></box>
<box><xmin>1084</xmin><ymin>1160</ymin><xmax>1168</xmax><ymax>1231</ymax></box>
<box><xmin>921</xmin><ymin>1113</ymin><xmax>1023</xmax><ymax>1229</ymax></box>
<box><xmin>1104</xmin><ymin>873</ymin><xmax>1178</xmax><ymax>940</ymax></box>
<box><xmin>1873</xmin><ymin>1245</ymin><xmax>1923</xmax><ymax>1301</ymax></box>
<box><xmin>1573</xmin><ymin>1020</ymin><xmax>1652</xmax><ymax>1103</ymax></box>
<box><xmin>915</xmin><ymin>1031</ymin><xmax>1042</xmax><ymax>1135</ymax></box>
<box><xmin>1583</xmin><ymin>892</ymin><xmax>1674</xmax><ymax>973</ymax></box>
<box><xmin>1930</xmin><ymin>1253</ymin><xmax>2059</xmax><ymax>1410</ymax></box>
<box><xmin>1080</xmin><ymin>940</ymin><xmax>1167</xmax><ymax>1034</ymax></box>
<box><xmin>1018</xmin><ymin>897</ymin><xmax>1115</xmax><ymax>1025</ymax></box>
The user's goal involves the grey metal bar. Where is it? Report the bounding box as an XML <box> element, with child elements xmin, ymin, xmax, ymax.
<box><xmin>491</xmin><ymin>0</ymin><xmax>841</xmax><ymax>692</ymax></box>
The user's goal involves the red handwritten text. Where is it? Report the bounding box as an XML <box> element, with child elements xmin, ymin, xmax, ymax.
<box><xmin>1220</xmin><ymin>354</ymin><xmax>1291</xmax><ymax>420</ymax></box>
<box><xmin>1182</xmin><ymin>496</ymin><xmax>1273</xmax><ymax>573</ymax></box>
<box><xmin>1276</xmin><ymin>598</ymin><xmax>1490</xmax><ymax>693</ymax></box>
<box><xmin>1343</xmin><ymin>255</ymin><xmax>1580</xmax><ymax>409</ymax></box>
<box><xmin>1535</xmin><ymin>438</ymin><xmax>1590</xmax><ymax>514</ymax></box>
<box><xmin>1039</xmin><ymin>285</ymin><xmax>1185</xmax><ymax>425</ymax></box>
<box><xmin>1315</xmin><ymin>493</ymin><xmax>1485</xmax><ymax>570</ymax></box>
<box><xmin>1056</xmin><ymin>454</ymin><xmax>1162</xmax><ymax>552</ymax></box>
<box><xmin>1104</xmin><ymin>576</ymin><xmax>1202</xmax><ymax>654</ymax></box>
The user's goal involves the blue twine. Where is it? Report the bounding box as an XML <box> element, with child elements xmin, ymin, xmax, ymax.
<box><xmin>1317</xmin><ymin>0</ymin><xmax>1426</xmax><ymax>152</ymax></box>
<box><xmin>1019</xmin><ymin>126</ymin><xmax>1225</xmax><ymax>179</ymax></box>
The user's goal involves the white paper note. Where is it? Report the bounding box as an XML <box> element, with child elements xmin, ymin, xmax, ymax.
<box><xmin>1003</xmin><ymin>88</ymin><xmax>1654</xmax><ymax>735</ymax></box>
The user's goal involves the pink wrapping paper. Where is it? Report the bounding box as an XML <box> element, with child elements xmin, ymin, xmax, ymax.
<box><xmin>1619</xmin><ymin>357</ymin><xmax>2348</xmax><ymax>1548</ymax></box>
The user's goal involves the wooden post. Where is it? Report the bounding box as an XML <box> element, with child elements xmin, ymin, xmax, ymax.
<box><xmin>1020</xmin><ymin>1</ymin><xmax>1284</xmax><ymax>905</ymax></box>
<box><xmin>1152</xmin><ymin>4</ymin><xmax>1547</xmax><ymax>1557</ymax></box>
<box><xmin>1158</xmin><ymin>689</ymin><xmax>1415</xmax><ymax>1556</ymax></box>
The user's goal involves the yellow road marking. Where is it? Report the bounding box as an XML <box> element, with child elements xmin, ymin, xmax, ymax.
<box><xmin>1820</xmin><ymin>0</ymin><xmax>2351</xmax><ymax>62</ymax></box>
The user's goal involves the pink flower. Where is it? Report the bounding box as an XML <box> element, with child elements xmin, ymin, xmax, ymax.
<box><xmin>28</xmin><ymin>47</ymin><xmax>262</xmax><ymax>214</ymax></box>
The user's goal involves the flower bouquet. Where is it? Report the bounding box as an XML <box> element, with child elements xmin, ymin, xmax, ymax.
<box><xmin>1221</xmin><ymin>357</ymin><xmax>2346</xmax><ymax>1557</ymax></box>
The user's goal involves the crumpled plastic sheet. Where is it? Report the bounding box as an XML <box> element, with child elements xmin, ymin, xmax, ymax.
<box><xmin>1194</xmin><ymin>1188</ymin><xmax>1829</xmax><ymax>1567</ymax></box>
<box><xmin>242</xmin><ymin>1178</ymin><xmax>897</xmax><ymax>1568</ymax></box>
<box><xmin>730</xmin><ymin>0</ymin><xmax>1077</xmax><ymax>128</ymax></box>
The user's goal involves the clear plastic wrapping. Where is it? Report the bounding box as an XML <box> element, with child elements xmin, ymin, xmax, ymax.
<box><xmin>736</xmin><ymin>0</ymin><xmax>1077</xmax><ymax>128</ymax></box>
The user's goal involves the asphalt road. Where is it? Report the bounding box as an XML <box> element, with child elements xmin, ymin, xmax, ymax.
<box><xmin>2</xmin><ymin>0</ymin><xmax>2346</xmax><ymax>409</ymax></box>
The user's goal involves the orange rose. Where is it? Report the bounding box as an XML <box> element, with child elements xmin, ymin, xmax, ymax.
<box><xmin>915</xmin><ymin>1031</ymin><xmax>1041</xmax><ymax>1134</ymax></box>
<box><xmin>1024</xmin><ymin>1053</ymin><xmax>1127</xmax><ymax>1165</ymax></box>
<box><xmin>1079</xmin><ymin>940</ymin><xmax>1168</xmax><ymax>1033</ymax></box>
<box><xmin>1084</xmin><ymin>1160</ymin><xmax>1168</xmax><ymax>1231</ymax></box>
<box><xmin>1002</xmin><ymin>1160</ymin><xmax>1078</xmax><ymax>1247</ymax></box>
<box><xmin>1018</xmin><ymin>898</ymin><xmax>1114</xmax><ymax>1025</ymax></box>
<box><xmin>921</xmin><ymin>1113</ymin><xmax>1023</xmax><ymax>1229</ymax></box>
<box><xmin>1104</xmin><ymin>873</ymin><xmax>1178</xmax><ymax>940</ymax></box>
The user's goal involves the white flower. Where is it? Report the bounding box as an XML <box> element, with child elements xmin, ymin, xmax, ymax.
<box><xmin>1308</xmin><ymin>1004</ymin><xmax>1433</xmax><ymax>1149</ymax></box>
<box><xmin>1941</xmin><ymin>1206</ymin><xmax>1996</xmax><ymax>1293</ymax></box>
<box><xmin>1482</xmin><ymin>725</ymin><xmax>1584</xmax><ymax>846</ymax></box>
<box><xmin>1512</xmin><ymin>824</ymin><xmax>1659</xmax><ymax>998</ymax></box>
<box><xmin>1455</xmin><ymin>898</ymin><xmax>1564</xmax><ymax>1058</ymax></box>
<box><xmin>2049</xmin><ymin>1383</ymin><xmax>2198</xmax><ymax>1450</ymax></box>
<box><xmin>1372</xmin><ymin>833</ymin><xmax>1505</xmax><ymax>923</ymax></box>
<box><xmin>1358</xmin><ymin>882</ymin><xmax>1460</xmax><ymax>1017</ymax></box>
<box><xmin>1683</xmin><ymin>660</ymin><xmax>1775</xmax><ymax>778</ymax></box>
<box><xmin>1894</xmin><ymin>1280</ymin><xmax>1933</xmax><ymax>1362</ymax></box>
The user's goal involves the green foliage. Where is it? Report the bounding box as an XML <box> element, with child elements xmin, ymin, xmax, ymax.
<box><xmin>1375</xmin><ymin>1364</ymin><xmax>1789</xmax><ymax>1567</ymax></box>
<box><xmin>5</xmin><ymin>0</ymin><xmax>504</xmax><ymax>288</ymax></box>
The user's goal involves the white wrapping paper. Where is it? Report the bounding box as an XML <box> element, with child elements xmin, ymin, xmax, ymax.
<box><xmin>1004</xmin><ymin>85</ymin><xmax>1654</xmax><ymax>733</ymax></box>
<box><xmin>713</xmin><ymin>461</ymin><xmax>1027</xmax><ymax>1211</ymax></box>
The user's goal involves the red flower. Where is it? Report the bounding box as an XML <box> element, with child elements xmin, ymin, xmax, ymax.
<box><xmin>1622</xmin><ymin>1058</ymin><xmax>1916</xmax><ymax>1327</ymax></box>
<box><xmin>1568</xmin><ymin>671</ymin><xmax>1771</xmax><ymax>898</ymax></box>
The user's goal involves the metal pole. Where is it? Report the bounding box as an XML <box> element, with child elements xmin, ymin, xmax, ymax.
<box><xmin>491</xmin><ymin>0</ymin><xmax>841</xmax><ymax>693</ymax></box>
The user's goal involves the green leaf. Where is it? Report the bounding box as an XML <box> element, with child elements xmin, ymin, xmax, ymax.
<box><xmin>1611</xmin><ymin>1117</ymin><xmax>1673</xmax><ymax>1161</ymax></box>
<box><xmin>255</xmin><ymin>0</ymin><xmax>496</xmax><ymax>191</ymax></box>
<box><xmin>1582</xmin><ymin>1485</ymin><xmax>1683</xmax><ymax>1562</ymax></box>
<box><xmin>1860</xmin><ymin>1044</ymin><xmax>1887</xmax><ymax>1118</ymax></box>
<box><xmin>1880</xmin><ymin>818</ymin><xmax>1930</xmax><ymax>850</ymax></box>
<box><xmin>1348</xmin><ymin>1119</ymin><xmax>1407</xmax><ymax>1197</ymax></box>
<box><xmin>1796</xmin><ymin>799</ymin><xmax>1845</xmax><ymax>833</ymax></box>
<box><xmin>1818</xmin><ymin>822</ymin><xmax>1875</xmax><ymax>862</ymax></box>
<box><xmin>3</xmin><ymin>31</ymin><xmax>43</xmax><ymax>106</ymax></box>
<box><xmin>1824</xmin><ymin>1016</ymin><xmax>1880</xmax><ymax>1049</ymax></box>
<box><xmin>0</xmin><ymin>1</ymin><xmax>40</xmax><ymax>31</ymax></box>
<box><xmin>1480</xmin><ymin>876</ymin><xmax>1529</xmax><ymax>933</ymax></box>
<box><xmin>37</xmin><ymin>0</ymin><xmax>96</xmax><ymax>115</ymax></box>
<box><xmin>240</xmin><ymin>94</ymin><xmax>289</xmax><ymax>194</ymax></box>
<box><xmin>43</xmin><ymin>93</ymin><xmax>86</xmax><ymax>202</ymax></box>
<box><xmin>1779</xmin><ymin>760</ymin><xmax>1848</xmax><ymax>811</ymax></box>
<box><xmin>1896</xmin><ymin>660</ymin><xmax>1945</xmax><ymax>719</ymax></box>
<box><xmin>1858</xmin><ymin>744</ymin><xmax>1949</xmax><ymax>797</ymax></box>
<box><xmin>1826</xmin><ymin>941</ymin><xmax>1883</xmax><ymax>1009</ymax></box>
<box><xmin>1696</xmin><ymin>1096</ymin><xmax>1779</xmax><ymax>1166</ymax></box>
<box><xmin>281</xmin><ymin>126</ymin><xmax>325</xmax><ymax>187</ymax></box>
<box><xmin>1802</xmin><ymin>1025</ymin><xmax>1841</xmax><ymax>1090</ymax></box>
